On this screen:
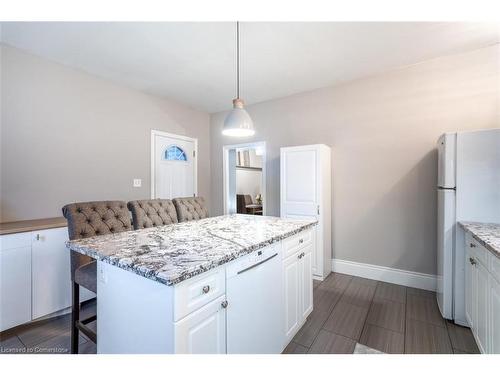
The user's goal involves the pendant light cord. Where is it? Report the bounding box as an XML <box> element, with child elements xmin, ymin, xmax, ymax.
<box><xmin>236</xmin><ymin>21</ymin><xmax>240</xmax><ymax>99</ymax></box>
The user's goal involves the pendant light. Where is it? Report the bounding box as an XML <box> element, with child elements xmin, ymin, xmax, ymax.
<box><xmin>222</xmin><ymin>22</ymin><xmax>255</xmax><ymax>137</ymax></box>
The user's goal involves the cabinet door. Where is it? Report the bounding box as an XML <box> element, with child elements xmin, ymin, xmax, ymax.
<box><xmin>0</xmin><ymin>236</ymin><xmax>31</xmax><ymax>331</ymax></box>
<box><xmin>283</xmin><ymin>253</ymin><xmax>300</xmax><ymax>343</ymax></box>
<box><xmin>465</xmin><ymin>249</ymin><xmax>474</xmax><ymax>327</ymax></box>
<box><xmin>490</xmin><ymin>275</ymin><xmax>500</xmax><ymax>354</ymax></box>
<box><xmin>31</xmin><ymin>228</ymin><xmax>72</xmax><ymax>319</ymax></box>
<box><xmin>475</xmin><ymin>261</ymin><xmax>489</xmax><ymax>353</ymax></box>
<box><xmin>299</xmin><ymin>246</ymin><xmax>313</xmax><ymax>322</ymax></box>
<box><xmin>174</xmin><ymin>295</ymin><xmax>226</xmax><ymax>354</ymax></box>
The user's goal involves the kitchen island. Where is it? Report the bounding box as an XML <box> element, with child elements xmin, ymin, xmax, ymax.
<box><xmin>67</xmin><ymin>214</ymin><xmax>317</xmax><ymax>354</ymax></box>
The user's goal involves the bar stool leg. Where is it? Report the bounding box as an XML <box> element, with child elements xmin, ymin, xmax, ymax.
<box><xmin>71</xmin><ymin>281</ymin><xmax>80</xmax><ymax>354</ymax></box>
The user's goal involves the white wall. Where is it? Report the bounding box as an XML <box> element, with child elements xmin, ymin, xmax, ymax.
<box><xmin>210</xmin><ymin>45</ymin><xmax>500</xmax><ymax>275</ymax></box>
<box><xmin>236</xmin><ymin>169</ymin><xmax>262</xmax><ymax>198</ymax></box>
<box><xmin>0</xmin><ymin>45</ymin><xmax>211</xmax><ymax>221</ymax></box>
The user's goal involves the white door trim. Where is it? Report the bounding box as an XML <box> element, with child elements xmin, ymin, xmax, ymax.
<box><xmin>151</xmin><ymin>130</ymin><xmax>198</xmax><ymax>199</ymax></box>
<box><xmin>332</xmin><ymin>258</ymin><xmax>437</xmax><ymax>291</ymax></box>
<box><xmin>222</xmin><ymin>141</ymin><xmax>266</xmax><ymax>216</ymax></box>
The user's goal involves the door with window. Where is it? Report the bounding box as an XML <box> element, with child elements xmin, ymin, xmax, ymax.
<box><xmin>152</xmin><ymin>131</ymin><xmax>197</xmax><ymax>199</ymax></box>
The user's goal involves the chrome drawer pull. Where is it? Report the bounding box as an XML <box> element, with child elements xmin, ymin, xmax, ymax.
<box><xmin>470</xmin><ymin>243</ymin><xmax>476</xmax><ymax>248</ymax></box>
<box><xmin>299</xmin><ymin>239</ymin><xmax>304</xmax><ymax>244</ymax></box>
<box><xmin>202</xmin><ymin>285</ymin><xmax>210</xmax><ymax>294</ymax></box>
<box><xmin>221</xmin><ymin>300</ymin><xmax>228</xmax><ymax>309</ymax></box>
<box><xmin>469</xmin><ymin>257</ymin><xmax>476</xmax><ymax>266</ymax></box>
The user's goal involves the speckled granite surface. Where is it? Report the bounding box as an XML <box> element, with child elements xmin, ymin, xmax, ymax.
<box><xmin>67</xmin><ymin>214</ymin><xmax>317</xmax><ymax>286</ymax></box>
<box><xmin>459</xmin><ymin>222</ymin><xmax>500</xmax><ymax>258</ymax></box>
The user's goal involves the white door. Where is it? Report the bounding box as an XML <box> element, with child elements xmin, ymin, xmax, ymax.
<box><xmin>152</xmin><ymin>131</ymin><xmax>197</xmax><ymax>199</ymax></box>
<box><xmin>283</xmin><ymin>254</ymin><xmax>300</xmax><ymax>343</ymax></box>
<box><xmin>31</xmin><ymin>228</ymin><xmax>72</xmax><ymax>319</ymax></box>
<box><xmin>0</xmin><ymin>233</ymin><xmax>32</xmax><ymax>331</ymax></box>
<box><xmin>476</xmin><ymin>261</ymin><xmax>489</xmax><ymax>353</ymax></box>
<box><xmin>299</xmin><ymin>246</ymin><xmax>313</xmax><ymax>322</ymax></box>
<box><xmin>490</xmin><ymin>275</ymin><xmax>500</xmax><ymax>354</ymax></box>
<box><xmin>174</xmin><ymin>295</ymin><xmax>226</xmax><ymax>354</ymax></box>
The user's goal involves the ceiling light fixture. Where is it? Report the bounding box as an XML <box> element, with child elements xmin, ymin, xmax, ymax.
<box><xmin>222</xmin><ymin>22</ymin><xmax>255</xmax><ymax>137</ymax></box>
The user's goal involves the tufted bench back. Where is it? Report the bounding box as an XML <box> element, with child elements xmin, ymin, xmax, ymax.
<box><xmin>173</xmin><ymin>197</ymin><xmax>209</xmax><ymax>222</ymax></box>
<box><xmin>127</xmin><ymin>199</ymin><xmax>178</xmax><ymax>230</ymax></box>
<box><xmin>62</xmin><ymin>200</ymin><xmax>132</xmax><ymax>279</ymax></box>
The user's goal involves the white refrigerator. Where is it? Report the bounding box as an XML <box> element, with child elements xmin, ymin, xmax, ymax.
<box><xmin>437</xmin><ymin>129</ymin><xmax>500</xmax><ymax>324</ymax></box>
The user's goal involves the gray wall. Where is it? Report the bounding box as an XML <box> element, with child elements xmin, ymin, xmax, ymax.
<box><xmin>0</xmin><ymin>45</ymin><xmax>211</xmax><ymax>221</ymax></box>
<box><xmin>210</xmin><ymin>45</ymin><xmax>500</xmax><ymax>275</ymax></box>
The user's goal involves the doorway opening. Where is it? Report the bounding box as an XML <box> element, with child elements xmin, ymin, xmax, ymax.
<box><xmin>223</xmin><ymin>141</ymin><xmax>266</xmax><ymax>216</ymax></box>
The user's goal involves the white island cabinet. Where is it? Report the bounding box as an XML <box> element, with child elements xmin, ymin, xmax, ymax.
<box><xmin>97</xmin><ymin>229</ymin><xmax>314</xmax><ymax>354</ymax></box>
<box><xmin>72</xmin><ymin>215</ymin><xmax>317</xmax><ymax>354</ymax></box>
<box><xmin>462</xmin><ymin>223</ymin><xmax>500</xmax><ymax>354</ymax></box>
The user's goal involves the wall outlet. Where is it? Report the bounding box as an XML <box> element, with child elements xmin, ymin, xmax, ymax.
<box><xmin>133</xmin><ymin>179</ymin><xmax>142</xmax><ymax>187</ymax></box>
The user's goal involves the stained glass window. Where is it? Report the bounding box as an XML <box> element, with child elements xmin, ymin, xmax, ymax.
<box><xmin>164</xmin><ymin>145</ymin><xmax>187</xmax><ymax>161</ymax></box>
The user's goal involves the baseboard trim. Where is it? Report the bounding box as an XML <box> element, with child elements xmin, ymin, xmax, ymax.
<box><xmin>332</xmin><ymin>259</ymin><xmax>437</xmax><ymax>291</ymax></box>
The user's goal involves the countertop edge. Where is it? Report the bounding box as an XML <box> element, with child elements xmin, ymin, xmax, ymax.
<box><xmin>0</xmin><ymin>217</ymin><xmax>67</xmax><ymax>235</ymax></box>
<box><xmin>459</xmin><ymin>221</ymin><xmax>500</xmax><ymax>259</ymax></box>
<box><xmin>67</xmin><ymin>221</ymin><xmax>317</xmax><ymax>286</ymax></box>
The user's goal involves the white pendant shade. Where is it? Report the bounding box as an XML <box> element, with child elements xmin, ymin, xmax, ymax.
<box><xmin>222</xmin><ymin>98</ymin><xmax>255</xmax><ymax>137</ymax></box>
<box><xmin>222</xmin><ymin>22</ymin><xmax>255</xmax><ymax>137</ymax></box>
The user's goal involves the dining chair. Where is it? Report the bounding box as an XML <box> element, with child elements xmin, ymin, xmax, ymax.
<box><xmin>62</xmin><ymin>200</ymin><xmax>132</xmax><ymax>354</ymax></box>
<box><xmin>172</xmin><ymin>197</ymin><xmax>209</xmax><ymax>222</ymax></box>
<box><xmin>127</xmin><ymin>199</ymin><xmax>178</xmax><ymax>229</ymax></box>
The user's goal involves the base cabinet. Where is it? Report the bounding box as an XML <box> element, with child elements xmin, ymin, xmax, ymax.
<box><xmin>283</xmin><ymin>253</ymin><xmax>300</xmax><ymax>341</ymax></box>
<box><xmin>464</xmin><ymin>233</ymin><xmax>500</xmax><ymax>354</ymax></box>
<box><xmin>174</xmin><ymin>295</ymin><xmax>227</xmax><ymax>354</ymax></box>
<box><xmin>31</xmin><ymin>228</ymin><xmax>72</xmax><ymax>319</ymax></box>
<box><xmin>0</xmin><ymin>226</ymin><xmax>94</xmax><ymax>332</ymax></box>
<box><xmin>490</xmin><ymin>276</ymin><xmax>500</xmax><ymax>353</ymax></box>
<box><xmin>0</xmin><ymin>235</ymin><xmax>32</xmax><ymax>331</ymax></box>
<box><xmin>282</xmin><ymin>235</ymin><xmax>313</xmax><ymax>346</ymax></box>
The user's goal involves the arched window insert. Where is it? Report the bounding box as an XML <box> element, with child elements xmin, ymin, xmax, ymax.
<box><xmin>164</xmin><ymin>145</ymin><xmax>187</xmax><ymax>161</ymax></box>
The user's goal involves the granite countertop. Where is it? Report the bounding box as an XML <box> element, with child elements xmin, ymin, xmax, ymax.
<box><xmin>459</xmin><ymin>221</ymin><xmax>500</xmax><ymax>258</ymax></box>
<box><xmin>67</xmin><ymin>214</ymin><xmax>317</xmax><ymax>286</ymax></box>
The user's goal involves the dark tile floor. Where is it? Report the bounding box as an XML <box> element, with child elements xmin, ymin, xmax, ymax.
<box><xmin>0</xmin><ymin>300</ymin><xmax>97</xmax><ymax>354</ymax></box>
<box><xmin>284</xmin><ymin>272</ymin><xmax>480</xmax><ymax>354</ymax></box>
<box><xmin>1</xmin><ymin>273</ymin><xmax>479</xmax><ymax>355</ymax></box>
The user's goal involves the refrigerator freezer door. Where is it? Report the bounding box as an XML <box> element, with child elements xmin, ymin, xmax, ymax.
<box><xmin>437</xmin><ymin>188</ymin><xmax>455</xmax><ymax>320</ymax></box>
<box><xmin>437</xmin><ymin>133</ymin><xmax>456</xmax><ymax>188</ymax></box>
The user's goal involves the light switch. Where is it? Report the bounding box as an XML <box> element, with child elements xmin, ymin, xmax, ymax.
<box><xmin>133</xmin><ymin>179</ymin><xmax>142</xmax><ymax>187</ymax></box>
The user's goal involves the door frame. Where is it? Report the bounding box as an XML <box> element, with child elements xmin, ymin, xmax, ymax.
<box><xmin>151</xmin><ymin>130</ymin><xmax>198</xmax><ymax>199</ymax></box>
<box><xmin>222</xmin><ymin>141</ymin><xmax>266</xmax><ymax>216</ymax></box>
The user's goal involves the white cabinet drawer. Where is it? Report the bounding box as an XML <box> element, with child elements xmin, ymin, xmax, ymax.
<box><xmin>490</xmin><ymin>253</ymin><xmax>500</xmax><ymax>283</ymax></box>
<box><xmin>174</xmin><ymin>267</ymin><xmax>225</xmax><ymax>321</ymax></box>
<box><xmin>282</xmin><ymin>229</ymin><xmax>312</xmax><ymax>259</ymax></box>
<box><xmin>0</xmin><ymin>232</ymin><xmax>31</xmax><ymax>250</ymax></box>
<box><xmin>468</xmin><ymin>238</ymin><xmax>488</xmax><ymax>266</ymax></box>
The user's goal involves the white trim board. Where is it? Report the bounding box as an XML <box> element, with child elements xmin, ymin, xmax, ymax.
<box><xmin>332</xmin><ymin>259</ymin><xmax>437</xmax><ymax>291</ymax></box>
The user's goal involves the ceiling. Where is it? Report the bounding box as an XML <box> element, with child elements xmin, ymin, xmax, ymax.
<box><xmin>1</xmin><ymin>22</ymin><xmax>498</xmax><ymax>113</ymax></box>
